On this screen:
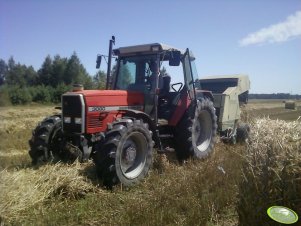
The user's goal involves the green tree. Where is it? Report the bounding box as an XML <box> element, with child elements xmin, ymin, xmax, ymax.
<box><xmin>7</xmin><ymin>57</ymin><xmax>15</xmax><ymax>70</ymax></box>
<box><xmin>65</xmin><ymin>52</ymin><xmax>93</xmax><ymax>89</ymax></box>
<box><xmin>0</xmin><ymin>61</ymin><xmax>7</xmax><ymax>85</ymax></box>
<box><xmin>5</xmin><ymin>57</ymin><xmax>27</xmax><ymax>87</ymax></box>
<box><xmin>38</xmin><ymin>55</ymin><xmax>53</xmax><ymax>86</ymax></box>
<box><xmin>0</xmin><ymin>59</ymin><xmax>8</xmax><ymax>85</ymax></box>
<box><xmin>51</xmin><ymin>55</ymin><xmax>68</xmax><ymax>87</ymax></box>
<box><xmin>93</xmin><ymin>70</ymin><xmax>106</xmax><ymax>89</ymax></box>
<box><xmin>64</xmin><ymin>52</ymin><xmax>82</xmax><ymax>84</ymax></box>
<box><xmin>24</xmin><ymin>66</ymin><xmax>38</xmax><ymax>86</ymax></box>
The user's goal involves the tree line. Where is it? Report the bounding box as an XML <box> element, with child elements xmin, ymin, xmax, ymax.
<box><xmin>0</xmin><ymin>53</ymin><xmax>107</xmax><ymax>105</ymax></box>
<box><xmin>1</xmin><ymin>53</ymin><xmax>300</xmax><ymax>106</ymax></box>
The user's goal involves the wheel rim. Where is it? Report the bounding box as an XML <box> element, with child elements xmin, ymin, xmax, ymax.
<box><xmin>119</xmin><ymin>132</ymin><xmax>147</xmax><ymax>179</ymax></box>
<box><xmin>193</xmin><ymin>110</ymin><xmax>212</xmax><ymax>152</ymax></box>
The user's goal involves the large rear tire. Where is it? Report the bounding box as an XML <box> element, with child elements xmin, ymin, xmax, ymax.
<box><xmin>175</xmin><ymin>98</ymin><xmax>217</xmax><ymax>160</ymax></box>
<box><xmin>29</xmin><ymin>115</ymin><xmax>63</xmax><ymax>165</ymax></box>
<box><xmin>94</xmin><ymin>118</ymin><xmax>154</xmax><ymax>187</ymax></box>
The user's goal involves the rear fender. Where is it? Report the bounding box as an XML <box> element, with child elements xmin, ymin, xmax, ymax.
<box><xmin>169</xmin><ymin>93</ymin><xmax>192</xmax><ymax>126</ymax></box>
<box><xmin>169</xmin><ymin>90</ymin><xmax>214</xmax><ymax>127</ymax></box>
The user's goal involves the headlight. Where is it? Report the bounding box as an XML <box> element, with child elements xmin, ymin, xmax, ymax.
<box><xmin>75</xmin><ymin>117</ymin><xmax>82</xmax><ymax>124</ymax></box>
<box><xmin>64</xmin><ymin>117</ymin><xmax>71</xmax><ymax>123</ymax></box>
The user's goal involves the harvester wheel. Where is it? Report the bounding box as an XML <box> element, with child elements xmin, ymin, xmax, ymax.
<box><xmin>175</xmin><ymin>98</ymin><xmax>217</xmax><ymax>160</ymax></box>
<box><xmin>29</xmin><ymin>115</ymin><xmax>63</xmax><ymax>165</ymax></box>
<box><xmin>236</xmin><ymin>123</ymin><xmax>250</xmax><ymax>143</ymax></box>
<box><xmin>94</xmin><ymin>119</ymin><xmax>154</xmax><ymax>187</ymax></box>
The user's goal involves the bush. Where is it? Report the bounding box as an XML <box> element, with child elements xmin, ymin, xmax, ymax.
<box><xmin>0</xmin><ymin>84</ymin><xmax>72</xmax><ymax>105</ymax></box>
<box><xmin>8</xmin><ymin>86</ymin><xmax>32</xmax><ymax>105</ymax></box>
<box><xmin>29</xmin><ymin>85</ymin><xmax>54</xmax><ymax>103</ymax></box>
<box><xmin>237</xmin><ymin>118</ymin><xmax>301</xmax><ymax>226</ymax></box>
<box><xmin>0</xmin><ymin>85</ymin><xmax>12</xmax><ymax>106</ymax></box>
<box><xmin>52</xmin><ymin>83</ymin><xmax>71</xmax><ymax>103</ymax></box>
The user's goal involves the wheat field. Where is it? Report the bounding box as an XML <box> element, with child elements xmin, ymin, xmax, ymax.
<box><xmin>0</xmin><ymin>102</ymin><xmax>300</xmax><ymax>225</ymax></box>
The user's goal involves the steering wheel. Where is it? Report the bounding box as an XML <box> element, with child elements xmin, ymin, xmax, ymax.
<box><xmin>171</xmin><ymin>82</ymin><xmax>183</xmax><ymax>92</ymax></box>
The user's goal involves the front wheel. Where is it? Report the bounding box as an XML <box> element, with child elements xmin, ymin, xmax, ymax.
<box><xmin>29</xmin><ymin>115</ymin><xmax>63</xmax><ymax>165</ymax></box>
<box><xmin>175</xmin><ymin>98</ymin><xmax>217</xmax><ymax>160</ymax></box>
<box><xmin>94</xmin><ymin>118</ymin><xmax>154</xmax><ymax>187</ymax></box>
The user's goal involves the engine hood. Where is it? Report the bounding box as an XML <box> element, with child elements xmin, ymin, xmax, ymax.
<box><xmin>68</xmin><ymin>90</ymin><xmax>144</xmax><ymax>107</ymax></box>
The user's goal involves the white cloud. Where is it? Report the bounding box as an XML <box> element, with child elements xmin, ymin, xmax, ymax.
<box><xmin>239</xmin><ymin>11</ymin><xmax>301</xmax><ymax>46</ymax></box>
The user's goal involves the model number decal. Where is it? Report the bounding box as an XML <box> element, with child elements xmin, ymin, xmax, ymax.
<box><xmin>88</xmin><ymin>106</ymin><xmax>106</xmax><ymax>112</ymax></box>
<box><xmin>88</xmin><ymin>105</ymin><xmax>143</xmax><ymax>112</ymax></box>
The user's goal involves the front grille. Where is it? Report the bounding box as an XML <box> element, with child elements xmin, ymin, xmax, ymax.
<box><xmin>88</xmin><ymin>115</ymin><xmax>103</xmax><ymax>129</ymax></box>
<box><xmin>62</xmin><ymin>94</ymin><xmax>84</xmax><ymax>133</ymax></box>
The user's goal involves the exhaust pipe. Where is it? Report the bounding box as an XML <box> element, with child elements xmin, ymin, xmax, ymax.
<box><xmin>106</xmin><ymin>36</ymin><xmax>115</xmax><ymax>89</ymax></box>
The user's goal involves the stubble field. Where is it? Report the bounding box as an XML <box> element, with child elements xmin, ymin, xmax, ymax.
<box><xmin>0</xmin><ymin>100</ymin><xmax>300</xmax><ymax>225</ymax></box>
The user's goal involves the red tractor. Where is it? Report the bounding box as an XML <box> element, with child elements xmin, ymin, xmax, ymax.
<box><xmin>29</xmin><ymin>37</ymin><xmax>217</xmax><ymax>187</ymax></box>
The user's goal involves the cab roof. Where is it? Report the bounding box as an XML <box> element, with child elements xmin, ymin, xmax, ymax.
<box><xmin>113</xmin><ymin>43</ymin><xmax>186</xmax><ymax>56</ymax></box>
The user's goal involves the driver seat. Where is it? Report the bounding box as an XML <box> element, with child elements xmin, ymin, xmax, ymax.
<box><xmin>159</xmin><ymin>74</ymin><xmax>171</xmax><ymax>97</ymax></box>
<box><xmin>158</xmin><ymin>74</ymin><xmax>172</xmax><ymax>120</ymax></box>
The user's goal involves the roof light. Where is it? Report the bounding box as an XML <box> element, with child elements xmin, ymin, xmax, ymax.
<box><xmin>151</xmin><ymin>45</ymin><xmax>160</xmax><ymax>52</ymax></box>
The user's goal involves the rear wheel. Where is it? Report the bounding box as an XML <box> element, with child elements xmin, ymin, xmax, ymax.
<box><xmin>175</xmin><ymin>98</ymin><xmax>217</xmax><ymax>160</ymax></box>
<box><xmin>29</xmin><ymin>115</ymin><xmax>63</xmax><ymax>165</ymax></box>
<box><xmin>94</xmin><ymin>118</ymin><xmax>154</xmax><ymax>187</ymax></box>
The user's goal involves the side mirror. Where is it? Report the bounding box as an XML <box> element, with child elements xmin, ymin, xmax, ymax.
<box><xmin>169</xmin><ymin>50</ymin><xmax>181</xmax><ymax>66</ymax></box>
<box><xmin>96</xmin><ymin>55</ymin><xmax>102</xmax><ymax>69</ymax></box>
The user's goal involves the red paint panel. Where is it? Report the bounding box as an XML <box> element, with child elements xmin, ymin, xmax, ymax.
<box><xmin>86</xmin><ymin>111</ymin><xmax>121</xmax><ymax>134</ymax></box>
<box><xmin>74</xmin><ymin>90</ymin><xmax>144</xmax><ymax>134</ymax></box>
<box><xmin>77</xmin><ymin>90</ymin><xmax>144</xmax><ymax>106</ymax></box>
<box><xmin>169</xmin><ymin>93</ymin><xmax>191</xmax><ymax>126</ymax></box>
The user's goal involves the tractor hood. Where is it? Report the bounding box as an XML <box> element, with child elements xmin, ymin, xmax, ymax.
<box><xmin>62</xmin><ymin>90</ymin><xmax>145</xmax><ymax>134</ymax></box>
<box><xmin>69</xmin><ymin>90</ymin><xmax>144</xmax><ymax>110</ymax></box>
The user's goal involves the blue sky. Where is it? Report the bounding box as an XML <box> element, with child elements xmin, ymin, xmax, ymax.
<box><xmin>1</xmin><ymin>0</ymin><xmax>300</xmax><ymax>94</ymax></box>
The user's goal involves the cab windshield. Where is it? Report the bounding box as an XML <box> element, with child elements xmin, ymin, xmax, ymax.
<box><xmin>115</xmin><ymin>55</ymin><xmax>157</xmax><ymax>92</ymax></box>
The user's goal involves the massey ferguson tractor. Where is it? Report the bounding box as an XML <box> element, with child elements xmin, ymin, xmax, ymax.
<box><xmin>29</xmin><ymin>37</ymin><xmax>218</xmax><ymax>187</ymax></box>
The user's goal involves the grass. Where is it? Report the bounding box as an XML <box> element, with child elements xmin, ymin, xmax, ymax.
<box><xmin>0</xmin><ymin>162</ymin><xmax>97</xmax><ymax>220</ymax></box>
<box><xmin>0</xmin><ymin>101</ymin><xmax>300</xmax><ymax>225</ymax></box>
<box><xmin>2</xmin><ymin>143</ymin><xmax>244</xmax><ymax>226</ymax></box>
<box><xmin>246</xmin><ymin>99</ymin><xmax>301</xmax><ymax>121</ymax></box>
<box><xmin>237</xmin><ymin>118</ymin><xmax>301</xmax><ymax>226</ymax></box>
<box><xmin>0</xmin><ymin>106</ymin><xmax>60</xmax><ymax>169</ymax></box>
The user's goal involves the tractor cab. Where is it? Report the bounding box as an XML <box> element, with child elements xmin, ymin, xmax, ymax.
<box><xmin>110</xmin><ymin>43</ymin><xmax>200</xmax><ymax>126</ymax></box>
